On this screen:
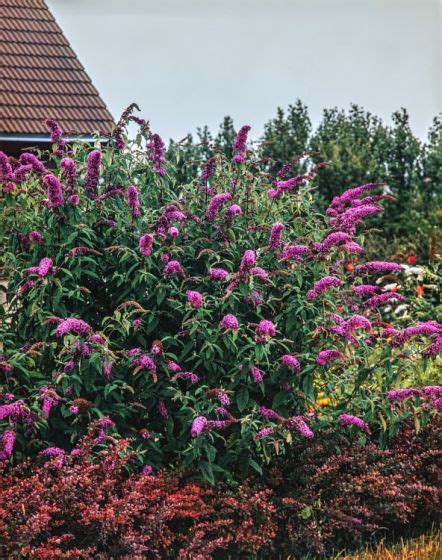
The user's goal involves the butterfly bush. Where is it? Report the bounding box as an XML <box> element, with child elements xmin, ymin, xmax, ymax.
<box><xmin>0</xmin><ymin>113</ymin><xmax>440</xmax><ymax>481</ymax></box>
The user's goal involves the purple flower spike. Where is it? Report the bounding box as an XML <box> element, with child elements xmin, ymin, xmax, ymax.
<box><xmin>191</xmin><ymin>416</ymin><xmax>208</xmax><ymax>437</ymax></box>
<box><xmin>338</xmin><ymin>414</ymin><xmax>369</xmax><ymax>432</ymax></box>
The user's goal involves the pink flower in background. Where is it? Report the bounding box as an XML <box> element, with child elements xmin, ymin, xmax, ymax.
<box><xmin>250</xmin><ymin>267</ymin><xmax>269</xmax><ymax>281</ymax></box>
<box><xmin>174</xmin><ymin>371</ymin><xmax>199</xmax><ymax>384</ymax></box>
<box><xmin>363</xmin><ymin>292</ymin><xmax>405</xmax><ymax>308</ymax></box>
<box><xmin>167</xmin><ymin>360</ymin><xmax>181</xmax><ymax>372</ymax></box>
<box><xmin>226</xmin><ymin>204</ymin><xmax>242</xmax><ymax>217</ymax></box>
<box><xmin>280</xmin><ymin>244</ymin><xmax>309</xmax><ymax>261</ymax></box>
<box><xmin>67</xmin><ymin>194</ymin><xmax>79</xmax><ymax>205</ymax></box>
<box><xmin>46</xmin><ymin>118</ymin><xmax>65</xmax><ymax>146</ymax></box>
<box><xmin>157</xmin><ymin>400</ymin><xmax>168</xmax><ymax>418</ymax></box>
<box><xmin>356</xmin><ymin>261</ymin><xmax>403</xmax><ymax>274</ymax></box>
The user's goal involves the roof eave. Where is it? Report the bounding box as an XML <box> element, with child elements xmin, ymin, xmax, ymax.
<box><xmin>0</xmin><ymin>133</ymin><xmax>110</xmax><ymax>143</ymax></box>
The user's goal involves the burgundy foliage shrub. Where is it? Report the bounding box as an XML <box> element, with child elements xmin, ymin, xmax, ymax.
<box><xmin>0</xmin><ymin>421</ymin><xmax>439</xmax><ymax>559</ymax></box>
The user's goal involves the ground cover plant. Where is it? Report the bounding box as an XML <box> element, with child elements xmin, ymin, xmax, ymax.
<box><xmin>0</xmin><ymin>106</ymin><xmax>441</xmax><ymax>483</ymax></box>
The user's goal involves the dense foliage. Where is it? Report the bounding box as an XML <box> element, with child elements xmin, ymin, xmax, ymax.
<box><xmin>0</xmin><ymin>420</ymin><xmax>439</xmax><ymax>559</ymax></box>
<box><xmin>0</xmin><ymin>108</ymin><xmax>440</xmax><ymax>482</ymax></box>
<box><xmin>170</xmin><ymin>102</ymin><xmax>442</xmax><ymax>260</ymax></box>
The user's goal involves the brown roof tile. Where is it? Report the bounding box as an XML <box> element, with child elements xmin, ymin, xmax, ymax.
<box><xmin>1</xmin><ymin>0</ymin><xmax>115</xmax><ymax>136</ymax></box>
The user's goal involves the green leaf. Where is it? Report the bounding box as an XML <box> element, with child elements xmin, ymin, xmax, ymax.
<box><xmin>236</xmin><ymin>386</ymin><xmax>249</xmax><ymax>412</ymax></box>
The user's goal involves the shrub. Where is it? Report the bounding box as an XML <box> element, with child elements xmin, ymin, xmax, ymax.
<box><xmin>0</xmin><ymin>106</ymin><xmax>440</xmax><ymax>479</ymax></box>
<box><xmin>0</xmin><ymin>420</ymin><xmax>276</xmax><ymax>559</ymax></box>
<box><xmin>267</xmin><ymin>421</ymin><xmax>441</xmax><ymax>557</ymax></box>
<box><xmin>0</xmin><ymin>421</ymin><xmax>439</xmax><ymax>559</ymax></box>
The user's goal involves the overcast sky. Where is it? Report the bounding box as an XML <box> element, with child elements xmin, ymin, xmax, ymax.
<box><xmin>47</xmin><ymin>0</ymin><xmax>441</xmax><ymax>140</ymax></box>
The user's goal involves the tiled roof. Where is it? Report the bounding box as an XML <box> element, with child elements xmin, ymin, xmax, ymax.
<box><xmin>0</xmin><ymin>0</ymin><xmax>115</xmax><ymax>136</ymax></box>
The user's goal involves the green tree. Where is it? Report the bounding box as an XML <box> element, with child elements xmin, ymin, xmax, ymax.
<box><xmin>309</xmin><ymin>104</ymin><xmax>386</xmax><ymax>205</ymax></box>
<box><xmin>260</xmin><ymin>100</ymin><xmax>311</xmax><ymax>175</ymax></box>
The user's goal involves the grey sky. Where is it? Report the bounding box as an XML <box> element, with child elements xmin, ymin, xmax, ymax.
<box><xmin>47</xmin><ymin>0</ymin><xmax>441</xmax><ymax>140</ymax></box>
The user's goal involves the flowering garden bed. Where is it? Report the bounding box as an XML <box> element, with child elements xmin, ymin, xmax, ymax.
<box><xmin>0</xmin><ymin>106</ymin><xmax>440</xmax><ymax>558</ymax></box>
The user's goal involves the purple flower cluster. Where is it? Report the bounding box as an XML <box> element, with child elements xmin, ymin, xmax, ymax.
<box><xmin>186</xmin><ymin>290</ymin><xmax>203</xmax><ymax>308</ymax></box>
<box><xmin>146</xmin><ymin>133</ymin><xmax>166</xmax><ymax>175</ymax></box>
<box><xmin>46</xmin><ymin>118</ymin><xmax>66</xmax><ymax>146</ymax></box>
<box><xmin>363</xmin><ymin>292</ymin><xmax>405</xmax><ymax>308</ymax></box>
<box><xmin>0</xmin><ymin>151</ymin><xmax>12</xmax><ymax>182</ymax></box>
<box><xmin>226</xmin><ymin>204</ymin><xmax>242</xmax><ymax>218</ymax></box>
<box><xmin>139</xmin><ymin>233</ymin><xmax>154</xmax><ymax>256</ymax></box>
<box><xmin>232</xmin><ymin>125</ymin><xmax>251</xmax><ymax>164</ymax></box>
<box><xmin>37</xmin><ymin>257</ymin><xmax>54</xmax><ymax>278</ymax></box>
<box><xmin>220</xmin><ymin>313</ymin><xmax>239</xmax><ymax>331</ymax></box>
<box><xmin>256</xmin><ymin>319</ymin><xmax>276</xmax><ymax>342</ymax></box>
<box><xmin>201</xmin><ymin>158</ymin><xmax>216</xmax><ymax>183</ymax></box>
<box><xmin>307</xmin><ymin>276</ymin><xmax>342</xmax><ymax>300</ymax></box>
<box><xmin>316</xmin><ymin>349</ymin><xmax>345</xmax><ymax>366</ymax></box>
<box><xmin>239</xmin><ymin>249</ymin><xmax>256</xmax><ymax>274</ymax></box>
<box><xmin>163</xmin><ymin>259</ymin><xmax>185</xmax><ymax>277</ymax></box>
<box><xmin>134</xmin><ymin>354</ymin><xmax>157</xmax><ymax>372</ymax></box>
<box><xmin>85</xmin><ymin>150</ymin><xmax>101</xmax><ymax>198</ymax></box>
<box><xmin>286</xmin><ymin>416</ymin><xmax>314</xmax><ymax>438</ymax></box>
<box><xmin>338</xmin><ymin>414</ymin><xmax>369</xmax><ymax>432</ymax></box>
<box><xmin>356</xmin><ymin>261</ymin><xmax>403</xmax><ymax>274</ymax></box>
<box><xmin>280</xmin><ymin>244</ymin><xmax>309</xmax><ymax>261</ymax></box>
<box><xmin>19</xmin><ymin>153</ymin><xmax>46</xmax><ymax>174</ymax></box>
<box><xmin>254</xmin><ymin>426</ymin><xmax>275</xmax><ymax>440</ymax></box>
<box><xmin>205</xmin><ymin>192</ymin><xmax>232</xmax><ymax>221</ymax></box>
<box><xmin>174</xmin><ymin>371</ymin><xmax>199</xmax><ymax>384</ymax></box>
<box><xmin>29</xmin><ymin>230</ymin><xmax>44</xmax><ymax>245</ymax></box>
<box><xmin>60</xmin><ymin>157</ymin><xmax>77</xmax><ymax>191</ymax></box>
<box><xmin>330</xmin><ymin>183</ymin><xmax>382</xmax><ymax>210</ymax></box>
<box><xmin>191</xmin><ymin>415</ymin><xmax>208</xmax><ymax>437</ymax></box>
<box><xmin>43</xmin><ymin>174</ymin><xmax>64</xmax><ymax>207</ymax></box>
<box><xmin>268</xmin><ymin>222</ymin><xmax>284</xmax><ymax>251</ymax></box>
<box><xmin>250</xmin><ymin>366</ymin><xmax>264</xmax><ymax>383</ymax></box>
<box><xmin>0</xmin><ymin>430</ymin><xmax>16</xmax><ymax>460</ymax></box>
<box><xmin>281</xmin><ymin>354</ymin><xmax>301</xmax><ymax>372</ymax></box>
<box><xmin>208</xmin><ymin>267</ymin><xmax>229</xmax><ymax>281</ymax></box>
<box><xmin>55</xmin><ymin>318</ymin><xmax>92</xmax><ymax>337</ymax></box>
<box><xmin>126</xmin><ymin>185</ymin><xmax>141</xmax><ymax>217</ymax></box>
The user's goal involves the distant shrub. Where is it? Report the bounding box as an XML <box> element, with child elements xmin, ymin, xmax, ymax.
<box><xmin>0</xmin><ymin>106</ymin><xmax>440</xmax><ymax>479</ymax></box>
